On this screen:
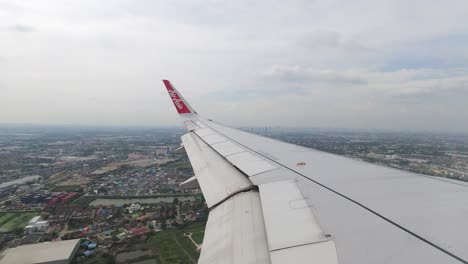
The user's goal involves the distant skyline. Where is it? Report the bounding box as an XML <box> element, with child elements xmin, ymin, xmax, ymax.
<box><xmin>1</xmin><ymin>1</ymin><xmax>468</xmax><ymax>132</ymax></box>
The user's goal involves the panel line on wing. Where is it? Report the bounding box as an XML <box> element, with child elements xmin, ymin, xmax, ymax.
<box><xmin>269</xmin><ymin>239</ymin><xmax>331</xmax><ymax>252</ymax></box>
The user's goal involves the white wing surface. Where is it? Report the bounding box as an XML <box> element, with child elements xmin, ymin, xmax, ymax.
<box><xmin>162</xmin><ymin>80</ymin><xmax>468</xmax><ymax>264</ymax></box>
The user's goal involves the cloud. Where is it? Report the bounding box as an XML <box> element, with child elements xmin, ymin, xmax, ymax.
<box><xmin>259</xmin><ymin>65</ymin><xmax>468</xmax><ymax>99</ymax></box>
<box><xmin>0</xmin><ymin>0</ymin><xmax>468</xmax><ymax>132</ymax></box>
<box><xmin>297</xmin><ymin>30</ymin><xmax>371</xmax><ymax>52</ymax></box>
<box><xmin>262</xmin><ymin>65</ymin><xmax>367</xmax><ymax>85</ymax></box>
<box><xmin>355</xmin><ymin>68</ymin><xmax>468</xmax><ymax>96</ymax></box>
<box><xmin>8</xmin><ymin>24</ymin><xmax>36</xmax><ymax>32</ymax></box>
<box><xmin>379</xmin><ymin>75</ymin><xmax>468</xmax><ymax>97</ymax></box>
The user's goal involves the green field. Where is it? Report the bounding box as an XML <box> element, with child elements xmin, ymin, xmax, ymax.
<box><xmin>0</xmin><ymin>212</ymin><xmax>39</xmax><ymax>233</ymax></box>
<box><xmin>0</xmin><ymin>214</ymin><xmax>17</xmax><ymax>226</ymax></box>
<box><xmin>83</xmin><ymin>256</ymin><xmax>115</xmax><ymax>264</ymax></box>
<box><xmin>146</xmin><ymin>222</ymin><xmax>206</xmax><ymax>264</ymax></box>
<box><xmin>191</xmin><ymin>232</ymin><xmax>204</xmax><ymax>245</ymax></box>
<box><xmin>183</xmin><ymin>222</ymin><xmax>205</xmax><ymax>245</ymax></box>
<box><xmin>182</xmin><ymin>222</ymin><xmax>205</xmax><ymax>234</ymax></box>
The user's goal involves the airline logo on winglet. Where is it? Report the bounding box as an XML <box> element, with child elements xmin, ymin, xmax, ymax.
<box><xmin>163</xmin><ymin>80</ymin><xmax>192</xmax><ymax>114</ymax></box>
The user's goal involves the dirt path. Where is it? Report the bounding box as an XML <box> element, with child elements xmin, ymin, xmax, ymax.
<box><xmin>184</xmin><ymin>233</ymin><xmax>201</xmax><ymax>251</ymax></box>
<box><xmin>59</xmin><ymin>222</ymin><xmax>69</xmax><ymax>237</ymax></box>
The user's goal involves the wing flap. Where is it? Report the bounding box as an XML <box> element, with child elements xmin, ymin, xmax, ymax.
<box><xmin>258</xmin><ymin>180</ymin><xmax>338</xmax><ymax>264</ymax></box>
<box><xmin>258</xmin><ymin>180</ymin><xmax>329</xmax><ymax>250</ymax></box>
<box><xmin>199</xmin><ymin>191</ymin><xmax>270</xmax><ymax>264</ymax></box>
<box><xmin>181</xmin><ymin>132</ymin><xmax>252</xmax><ymax>208</ymax></box>
<box><xmin>270</xmin><ymin>240</ymin><xmax>338</xmax><ymax>264</ymax></box>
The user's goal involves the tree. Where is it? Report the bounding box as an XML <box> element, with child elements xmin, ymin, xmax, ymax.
<box><xmin>105</xmin><ymin>256</ymin><xmax>115</xmax><ymax>264</ymax></box>
<box><xmin>114</xmin><ymin>209</ymin><xmax>122</xmax><ymax>218</ymax></box>
<box><xmin>13</xmin><ymin>227</ymin><xmax>23</xmax><ymax>236</ymax></box>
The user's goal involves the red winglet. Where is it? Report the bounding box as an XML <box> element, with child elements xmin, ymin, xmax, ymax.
<box><xmin>163</xmin><ymin>80</ymin><xmax>192</xmax><ymax>114</ymax></box>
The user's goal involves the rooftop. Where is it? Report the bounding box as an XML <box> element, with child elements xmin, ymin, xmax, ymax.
<box><xmin>0</xmin><ymin>239</ymin><xmax>80</xmax><ymax>264</ymax></box>
<box><xmin>0</xmin><ymin>175</ymin><xmax>40</xmax><ymax>190</ymax></box>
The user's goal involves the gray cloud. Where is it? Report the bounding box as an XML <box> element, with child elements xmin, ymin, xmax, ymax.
<box><xmin>266</xmin><ymin>66</ymin><xmax>468</xmax><ymax>95</ymax></box>
<box><xmin>262</xmin><ymin>65</ymin><xmax>367</xmax><ymax>85</ymax></box>
<box><xmin>297</xmin><ymin>30</ymin><xmax>371</xmax><ymax>52</ymax></box>
<box><xmin>8</xmin><ymin>24</ymin><xmax>36</xmax><ymax>32</ymax></box>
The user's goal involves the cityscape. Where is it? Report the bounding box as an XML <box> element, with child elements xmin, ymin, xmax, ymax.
<box><xmin>0</xmin><ymin>125</ymin><xmax>467</xmax><ymax>263</ymax></box>
<box><xmin>0</xmin><ymin>126</ymin><xmax>205</xmax><ymax>263</ymax></box>
<box><xmin>253</xmin><ymin>127</ymin><xmax>468</xmax><ymax>181</ymax></box>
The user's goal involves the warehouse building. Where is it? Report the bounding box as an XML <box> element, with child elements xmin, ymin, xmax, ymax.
<box><xmin>24</xmin><ymin>215</ymin><xmax>49</xmax><ymax>233</ymax></box>
<box><xmin>0</xmin><ymin>175</ymin><xmax>41</xmax><ymax>191</ymax></box>
<box><xmin>0</xmin><ymin>239</ymin><xmax>80</xmax><ymax>264</ymax></box>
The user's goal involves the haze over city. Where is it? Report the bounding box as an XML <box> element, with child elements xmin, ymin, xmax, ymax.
<box><xmin>1</xmin><ymin>0</ymin><xmax>468</xmax><ymax>132</ymax></box>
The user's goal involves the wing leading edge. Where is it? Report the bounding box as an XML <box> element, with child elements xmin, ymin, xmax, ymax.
<box><xmin>162</xmin><ymin>80</ymin><xmax>468</xmax><ymax>264</ymax></box>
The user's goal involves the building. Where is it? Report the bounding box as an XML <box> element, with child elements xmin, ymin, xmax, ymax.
<box><xmin>127</xmin><ymin>203</ymin><xmax>141</xmax><ymax>213</ymax></box>
<box><xmin>24</xmin><ymin>216</ymin><xmax>49</xmax><ymax>233</ymax></box>
<box><xmin>0</xmin><ymin>175</ymin><xmax>41</xmax><ymax>193</ymax></box>
<box><xmin>155</xmin><ymin>147</ymin><xmax>170</xmax><ymax>156</ymax></box>
<box><xmin>131</xmin><ymin>227</ymin><xmax>149</xmax><ymax>235</ymax></box>
<box><xmin>0</xmin><ymin>239</ymin><xmax>81</xmax><ymax>264</ymax></box>
<box><xmin>28</xmin><ymin>216</ymin><xmax>41</xmax><ymax>225</ymax></box>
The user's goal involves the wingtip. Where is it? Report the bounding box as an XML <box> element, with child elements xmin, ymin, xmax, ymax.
<box><xmin>163</xmin><ymin>80</ymin><xmax>193</xmax><ymax>114</ymax></box>
<box><xmin>162</xmin><ymin>79</ymin><xmax>173</xmax><ymax>91</ymax></box>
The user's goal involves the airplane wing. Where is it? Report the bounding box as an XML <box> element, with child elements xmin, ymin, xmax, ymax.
<box><xmin>163</xmin><ymin>79</ymin><xmax>468</xmax><ymax>264</ymax></box>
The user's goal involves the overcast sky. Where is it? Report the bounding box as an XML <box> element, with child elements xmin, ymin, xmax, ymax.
<box><xmin>1</xmin><ymin>0</ymin><xmax>468</xmax><ymax>132</ymax></box>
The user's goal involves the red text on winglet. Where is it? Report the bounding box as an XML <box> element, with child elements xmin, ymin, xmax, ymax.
<box><xmin>163</xmin><ymin>80</ymin><xmax>191</xmax><ymax>114</ymax></box>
